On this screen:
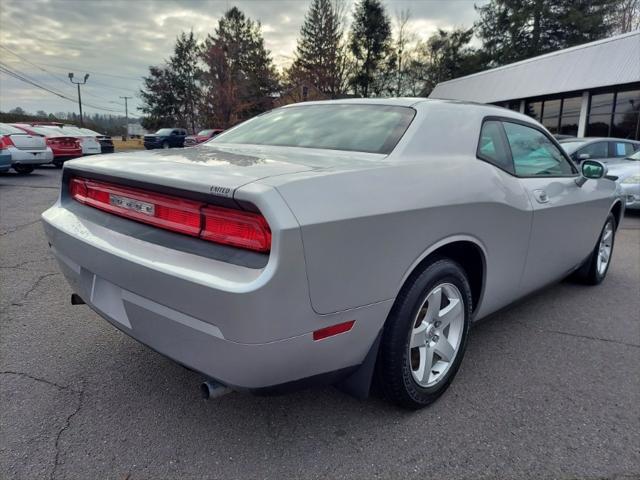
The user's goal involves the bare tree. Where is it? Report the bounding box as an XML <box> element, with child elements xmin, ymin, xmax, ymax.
<box><xmin>393</xmin><ymin>9</ymin><xmax>413</xmax><ymax>96</ymax></box>
<box><xmin>614</xmin><ymin>0</ymin><xmax>640</xmax><ymax>32</ymax></box>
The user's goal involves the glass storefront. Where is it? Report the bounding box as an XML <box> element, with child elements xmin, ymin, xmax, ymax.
<box><xmin>586</xmin><ymin>88</ymin><xmax>640</xmax><ymax>139</ymax></box>
<box><xmin>519</xmin><ymin>85</ymin><xmax>640</xmax><ymax>140</ymax></box>
<box><xmin>525</xmin><ymin>95</ymin><xmax>582</xmax><ymax>136</ymax></box>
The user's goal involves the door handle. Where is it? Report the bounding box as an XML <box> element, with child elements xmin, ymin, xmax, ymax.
<box><xmin>533</xmin><ymin>189</ymin><xmax>549</xmax><ymax>204</ymax></box>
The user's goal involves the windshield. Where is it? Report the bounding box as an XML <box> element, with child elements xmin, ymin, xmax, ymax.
<box><xmin>559</xmin><ymin>141</ymin><xmax>587</xmax><ymax>154</ymax></box>
<box><xmin>198</xmin><ymin>129</ymin><xmax>214</xmax><ymax>136</ymax></box>
<box><xmin>627</xmin><ymin>150</ymin><xmax>640</xmax><ymax>161</ymax></box>
<box><xmin>155</xmin><ymin>128</ymin><xmax>173</xmax><ymax>135</ymax></box>
<box><xmin>210</xmin><ymin>104</ymin><xmax>416</xmax><ymax>155</ymax></box>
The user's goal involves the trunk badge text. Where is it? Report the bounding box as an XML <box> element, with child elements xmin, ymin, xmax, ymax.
<box><xmin>109</xmin><ymin>194</ymin><xmax>155</xmax><ymax>216</ymax></box>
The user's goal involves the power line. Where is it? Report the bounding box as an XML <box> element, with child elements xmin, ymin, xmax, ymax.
<box><xmin>0</xmin><ymin>45</ymin><xmax>138</xmax><ymax>99</ymax></box>
<box><xmin>0</xmin><ymin>47</ymin><xmax>116</xmax><ymax>103</ymax></box>
<box><xmin>0</xmin><ymin>62</ymin><xmax>124</xmax><ymax>114</ymax></box>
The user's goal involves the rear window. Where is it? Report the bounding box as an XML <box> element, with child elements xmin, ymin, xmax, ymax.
<box><xmin>0</xmin><ymin>124</ymin><xmax>27</xmax><ymax>135</ymax></box>
<box><xmin>29</xmin><ymin>126</ymin><xmax>63</xmax><ymax>137</ymax></box>
<box><xmin>210</xmin><ymin>104</ymin><xmax>416</xmax><ymax>154</ymax></box>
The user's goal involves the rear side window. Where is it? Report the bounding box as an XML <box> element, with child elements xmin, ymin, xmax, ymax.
<box><xmin>503</xmin><ymin>122</ymin><xmax>574</xmax><ymax>176</ymax></box>
<box><xmin>477</xmin><ymin>121</ymin><xmax>513</xmax><ymax>173</ymax></box>
<box><xmin>579</xmin><ymin>142</ymin><xmax>608</xmax><ymax>159</ymax></box>
<box><xmin>610</xmin><ymin>141</ymin><xmax>635</xmax><ymax>157</ymax></box>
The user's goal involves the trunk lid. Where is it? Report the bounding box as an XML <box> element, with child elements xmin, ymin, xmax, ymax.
<box><xmin>63</xmin><ymin>144</ymin><xmax>322</xmax><ymax>197</ymax></box>
<box><xmin>10</xmin><ymin>133</ymin><xmax>47</xmax><ymax>150</ymax></box>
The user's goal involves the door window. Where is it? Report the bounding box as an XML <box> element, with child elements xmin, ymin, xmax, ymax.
<box><xmin>503</xmin><ymin>122</ymin><xmax>575</xmax><ymax>176</ymax></box>
<box><xmin>477</xmin><ymin>121</ymin><xmax>513</xmax><ymax>173</ymax></box>
<box><xmin>579</xmin><ymin>142</ymin><xmax>608</xmax><ymax>159</ymax></box>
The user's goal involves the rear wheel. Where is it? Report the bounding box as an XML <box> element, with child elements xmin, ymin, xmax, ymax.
<box><xmin>378</xmin><ymin>257</ymin><xmax>472</xmax><ymax>409</ymax></box>
<box><xmin>53</xmin><ymin>160</ymin><xmax>64</xmax><ymax>168</ymax></box>
<box><xmin>13</xmin><ymin>165</ymin><xmax>34</xmax><ymax>175</ymax></box>
<box><xmin>573</xmin><ymin>213</ymin><xmax>616</xmax><ymax>285</ymax></box>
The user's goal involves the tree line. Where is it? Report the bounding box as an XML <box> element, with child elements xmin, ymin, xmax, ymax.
<box><xmin>0</xmin><ymin>107</ymin><xmax>130</xmax><ymax>136</ymax></box>
<box><xmin>139</xmin><ymin>0</ymin><xmax>638</xmax><ymax>131</ymax></box>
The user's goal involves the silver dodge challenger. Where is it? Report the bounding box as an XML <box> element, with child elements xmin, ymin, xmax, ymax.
<box><xmin>42</xmin><ymin>99</ymin><xmax>623</xmax><ymax>409</ymax></box>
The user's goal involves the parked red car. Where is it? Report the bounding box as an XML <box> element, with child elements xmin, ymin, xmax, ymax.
<box><xmin>184</xmin><ymin>128</ymin><xmax>224</xmax><ymax>147</ymax></box>
<box><xmin>12</xmin><ymin>124</ymin><xmax>82</xmax><ymax>168</ymax></box>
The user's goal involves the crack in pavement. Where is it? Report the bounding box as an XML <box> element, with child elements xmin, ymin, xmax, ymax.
<box><xmin>514</xmin><ymin>320</ymin><xmax>640</xmax><ymax>349</ymax></box>
<box><xmin>0</xmin><ymin>258</ymin><xmax>56</xmax><ymax>270</ymax></box>
<box><xmin>0</xmin><ymin>272</ymin><xmax>60</xmax><ymax>313</ymax></box>
<box><xmin>0</xmin><ymin>218</ymin><xmax>41</xmax><ymax>237</ymax></box>
<box><xmin>50</xmin><ymin>380</ymin><xmax>86</xmax><ymax>480</ymax></box>
<box><xmin>0</xmin><ymin>371</ymin><xmax>72</xmax><ymax>391</ymax></box>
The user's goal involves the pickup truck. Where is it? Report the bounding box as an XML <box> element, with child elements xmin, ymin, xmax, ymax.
<box><xmin>144</xmin><ymin>128</ymin><xmax>187</xmax><ymax>150</ymax></box>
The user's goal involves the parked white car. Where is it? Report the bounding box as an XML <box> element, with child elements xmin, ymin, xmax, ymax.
<box><xmin>57</xmin><ymin>125</ymin><xmax>101</xmax><ymax>155</ymax></box>
<box><xmin>606</xmin><ymin>150</ymin><xmax>640</xmax><ymax>210</ymax></box>
<box><xmin>0</xmin><ymin>123</ymin><xmax>53</xmax><ymax>174</ymax></box>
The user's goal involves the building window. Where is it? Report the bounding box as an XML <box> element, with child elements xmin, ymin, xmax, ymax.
<box><xmin>559</xmin><ymin>96</ymin><xmax>581</xmax><ymax>136</ymax></box>
<box><xmin>587</xmin><ymin>88</ymin><xmax>640</xmax><ymax>139</ymax></box>
<box><xmin>525</xmin><ymin>101</ymin><xmax>543</xmax><ymax>121</ymax></box>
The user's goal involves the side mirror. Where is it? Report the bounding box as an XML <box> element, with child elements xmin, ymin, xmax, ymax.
<box><xmin>576</xmin><ymin>160</ymin><xmax>607</xmax><ymax>187</ymax></box>
<box><xmin>582</xmin><ymin>160</ymin><xmax>607</xmax><ymax>179</ymax></box>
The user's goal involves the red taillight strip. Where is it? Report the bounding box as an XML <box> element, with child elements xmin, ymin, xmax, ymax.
<box><xmin>69</xmin><ymin>177</ymin><xmax>271</xmax><ymax>252</ymax></box>
<box><xmin>202</xmin><ymin>205</ymin><xmax>271</xmax><ymax>252</ymax></box>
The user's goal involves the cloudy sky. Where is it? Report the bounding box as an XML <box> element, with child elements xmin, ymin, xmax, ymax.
<box><xmin>0</xmin><ymin>0</ymin><xmax>486</xmax><ymax>118</ymax></box>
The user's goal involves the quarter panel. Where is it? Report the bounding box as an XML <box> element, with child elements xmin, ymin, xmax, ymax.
<box><xmin>274</xmin><ymin>158</ymin><xmax>533</xmax><ymax>316</ymax></box>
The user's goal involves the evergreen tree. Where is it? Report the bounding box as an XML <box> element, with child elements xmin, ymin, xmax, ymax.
<box><xmin>139</xmin><ymin>65</ymin><xmax>179</xmax><ymax>130</ymax></box>
<box><xmin>286</xmin><ymin>0</ymin><xmax>347</xmax><ymax>97</ymax></box>
<box><xmin>169</xmin><ymin>31</ymin><xmax>201</xmax><ymax>132</ymax></box>
<box><xmin>475</xmin><ymin>0</ymin><xmax>620</xmax><ymax>67</ymax></box>
<box><xmin>348</xmin><ymin>0</ymin><xmax>392</xmax><ymax>97</ymax></box>
<box><xmin>420</xmin><ymin>28</ymin><xmax>483</xmax><ymax>96</ymax></box>
<box><xmin>201</xmin><ymin>7</ymin><xmax>279</xmax><ymax>127</ymax></box>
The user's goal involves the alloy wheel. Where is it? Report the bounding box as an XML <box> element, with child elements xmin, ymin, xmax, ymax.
<box><xmin>408</xmin><ymin>283</ymin><xmax>465</xmax><ymax>388</ymax></box>
<box><xmin>597</xmin><ymin>220</ymin><xmax>614</xmax><ymax>276</ymax></box>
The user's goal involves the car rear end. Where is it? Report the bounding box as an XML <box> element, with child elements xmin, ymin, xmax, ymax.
<box><xmin>41</xmin><ymin>152</ymin><xmax>381</xmax><ymax>391</ymax></box>
<box><xmin>97</xmin><ymin>135</ymin><xmax>114</xmax><ymax>153</ymax></box>
<box><xmin>0</xmin><ymin>123</ymin><xmax>53</xmax><ymax>170</ymax></box>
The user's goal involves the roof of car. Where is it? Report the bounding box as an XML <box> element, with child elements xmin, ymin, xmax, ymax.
<box><xmin>559</xmin><ymin>137</ymin><xmax>640</xmax><ymax>144</ymax></box>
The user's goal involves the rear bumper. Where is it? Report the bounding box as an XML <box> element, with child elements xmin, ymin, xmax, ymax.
<box><xmin>7</xmin><ymin>146</ymin><xmax>53</xmax><ymax>165</ymax></box>
<box><xmin>42</xmin><ymin>195</ymin><xmax>390</xmax><ymax>390</ymax></box>
<box><xmin>0</xmin><ymin>152</ymin><xmax>11</xmax><ymax>171</ymax></box>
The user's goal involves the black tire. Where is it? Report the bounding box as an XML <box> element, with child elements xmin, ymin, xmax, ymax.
<box><xmin>378</xmin><ymin>256</ymin><xmax>472</xmax><ymax>409</ymax></box>
<box><xmin>53</xmin><ymin>160</ymin><xmax>64</xmax><ymax>168</ymax></box>
<box><xmin>572</xmin><ymin>213</ymin><xmax>616</xmax><ymax>285</ymax></box>
<box><xmin>13</xmin><ymin>165</ymin><xmax>34</xmax><ymax>175</ymax></box>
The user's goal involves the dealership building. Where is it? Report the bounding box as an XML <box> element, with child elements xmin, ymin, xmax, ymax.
<box><xmin>430</xmin><ymin>30</ymin><xmax>640</xmax><ymax>140</ymax></box>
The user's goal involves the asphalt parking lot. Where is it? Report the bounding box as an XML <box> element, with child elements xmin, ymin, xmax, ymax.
<box><xmin>1</xmin><ymin>166</ymin><xmax>639</xmax><ymax>480</ymax></box>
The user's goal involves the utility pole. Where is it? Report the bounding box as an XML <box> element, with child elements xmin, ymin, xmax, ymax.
<box><xmin>68</xmin><ymin>72</ymin><xmax>90</xmax><ymax>127</ymax></box>
<box><xmin>119</xmin><ymin>96</ymin><xmax>132</xmax><ymax>139</ymax></box>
